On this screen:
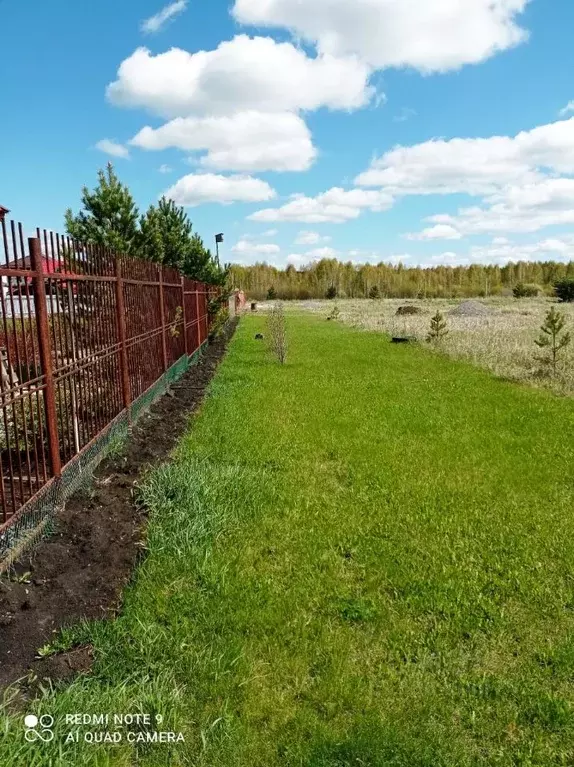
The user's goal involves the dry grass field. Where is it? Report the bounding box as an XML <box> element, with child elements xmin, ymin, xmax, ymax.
<box><xmin>294</xmin><ymin>297</ymin><xmax>574</xmax><ymax>396</ymax></box>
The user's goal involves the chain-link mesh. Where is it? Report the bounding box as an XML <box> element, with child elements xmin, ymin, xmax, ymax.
<box><xmin>0</xmin><ymin>347</ymin><xmax>205</xmax><ymax>569</ymax></box>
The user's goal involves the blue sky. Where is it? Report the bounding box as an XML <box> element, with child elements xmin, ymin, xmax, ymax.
<box><xmin>2</xmin><ymin>0</ymin><xmax>574</xmax><ymax>268</ymax></box>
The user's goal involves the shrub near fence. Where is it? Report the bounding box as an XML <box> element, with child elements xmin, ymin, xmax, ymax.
<box><xmin>0</xmin><ymin>217</ymin><xmax>219</xmax><ymax>558</ymax></box>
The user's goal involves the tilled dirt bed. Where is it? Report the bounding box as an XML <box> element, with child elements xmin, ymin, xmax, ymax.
<box><xmin>0</xmin><ymin>319</ymin><xmax>238</xmax><ymax>689</ymax></box>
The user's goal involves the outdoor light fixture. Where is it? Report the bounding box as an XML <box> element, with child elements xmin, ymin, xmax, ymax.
<box><xmin>215</xmin><ymin>233</ymin><xmax>224</xmax><ymax>265</ymax></box>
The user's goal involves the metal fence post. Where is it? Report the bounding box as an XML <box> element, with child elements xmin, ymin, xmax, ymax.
<box><xmin>195</xmin><ymin>282</ymin><xmax>202</xmax><ymax>349</ymax></box>
<box><xmin>181</xmin><ymin>276</ymin><xmax>189</xmax><ymax>356</ymax></box>
<box><xmin>115</xmin><ymin>257</ymin><xmax>132</xmax><ymax>420</ymax></box>
<box><xmin>158</xmin><ymin>265</ymin><xmax>168</xmax><ymax>370</ymax></box>
<box><xmin>29</xmin><ymin>237</ymin><xmax>62</xmax><ymax>478</ymax></box>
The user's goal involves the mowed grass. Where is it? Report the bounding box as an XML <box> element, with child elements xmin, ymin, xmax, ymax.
<box><xmin>3</xmin><ymin>312</ymin><xmax>574</xmax><ymax>766</ymax></box>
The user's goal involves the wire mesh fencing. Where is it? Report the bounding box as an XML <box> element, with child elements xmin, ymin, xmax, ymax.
<box><xmin>0</xmin><ymin>217</ymin><xmax>218</xmax><ymax>559</ymax></box>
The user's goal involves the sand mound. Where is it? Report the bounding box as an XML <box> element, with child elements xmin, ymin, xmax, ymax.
<box><xmin>449</xmin><ymin>300</ymin><xmax>493</xmax><ymax>317</ymax></box>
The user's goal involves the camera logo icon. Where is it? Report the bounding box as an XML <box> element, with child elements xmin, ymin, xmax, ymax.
<box><xmin>24</xmin><ymin>714</ymin><xmax>54</xmax><ymax>743</ymax></box>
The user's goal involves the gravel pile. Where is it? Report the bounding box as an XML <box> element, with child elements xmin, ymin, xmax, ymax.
<box><xmin>449</xmin><ymin>300</ymin><xmax>493</xmax><ymax>317</ymax></box>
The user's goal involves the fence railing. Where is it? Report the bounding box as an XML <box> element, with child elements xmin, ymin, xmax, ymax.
<box><xmin>0</xmin><ymin>217</ymin><xmax>219</xmax><ymax>535</ymax></box>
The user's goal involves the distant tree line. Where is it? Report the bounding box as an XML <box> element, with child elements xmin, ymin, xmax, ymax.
<box><xmin>65</xmin><ymin>163</ymin><xmax>227</xmax><ymax>285</ymax></box>
<box><xmin>230</xmin><ymin>259</ymin><xmax>574</xmax><ymax>301</ymax></box>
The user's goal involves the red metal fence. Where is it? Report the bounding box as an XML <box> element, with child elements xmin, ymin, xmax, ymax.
<box><xmin>0</xmin><ymin>218</ymin><xmax>218</xmax><ymax>533</ymax></box>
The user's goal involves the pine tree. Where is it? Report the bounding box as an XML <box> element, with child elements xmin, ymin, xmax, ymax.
<box><xmin>427</xmin><ymin>311</ymin><xmax>448</xmax><ymax>343</ymax></box>
<box><xmin>138</xmin><ymin>197</ymin><xmax>194</xmax><ymax>269</ymax></box>
<box><xmin>267</xmin><ymin>286</ymin><xmax>277</xmax><ymax>300</ymax></box>
<box><xmin>139</xmin><ymin>197</ymin><xmax>226</xmax><ymax>284</ymax></box>
<box><xmin>138</xmin><ymin>204</ymin><xmax>165</xmax><ymax>264</ymax></box>
<box><xmin>535</xmin><ymin>307</ymin><xmax>571</xmax><ymax>375</ymax></box>
<box><xmin>369</xmin><ymin>285</ymin><xmax>381</xmax><ymax>299</ymax></box>
<box><xmin>65</xmin><ymin>163</ymin><xmax>139</xmax><ymax>254</ymax></box>
<box><xmin>159</xmin><ymin>197</ymin><xmax>193</xmax><ymax>269</ymax></box>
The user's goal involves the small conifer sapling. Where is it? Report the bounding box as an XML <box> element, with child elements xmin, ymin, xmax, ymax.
<box><xmin>534</xmin><ymin>307</ymin><xmax>571</xmax><ymax>376</ymax></box>
<box><xmin>427</xmin><ymin>311</ymin><xmax>448</xmax><ymax>343</ymax></box>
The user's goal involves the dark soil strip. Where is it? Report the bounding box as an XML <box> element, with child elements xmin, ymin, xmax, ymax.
<box><xmin>0</xmin><ymin>320</ymin><xmax>238</xmax><ymax>689</ymax></box>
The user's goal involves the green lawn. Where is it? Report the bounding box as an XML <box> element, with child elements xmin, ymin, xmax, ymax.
<box><xmin>3</xmin><ymin>312</ymin><xmax>574</xmax><ymax>766</ymax></box>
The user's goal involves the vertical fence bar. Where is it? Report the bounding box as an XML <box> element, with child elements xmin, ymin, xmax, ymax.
<box><xmin>181</xmin><ymin>275</ymin><xmax>189</xmax><ymax>356</ymax></box>
<box><xmin>115</xmin><ymin>257</ymin><xmax>132</xmax><ymax>421</ymax></box>
<box><xmin>29</xmin><ymin>237</ymin><xmax>62</xmax><ymax>478</ymax></box>
<box><xmin>195</xmin><ymin>282</ymin><xmax>202</xmax><ymax>349</ymax></box>
<box><xmin>158</xmin><ymin>265</ymin><xmax>168</xmax><ymax>371</ymax></box>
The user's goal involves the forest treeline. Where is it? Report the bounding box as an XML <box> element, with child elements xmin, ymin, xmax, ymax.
<box><xmin>229</xmin><ymin>259</ymin><xmax>574</xmax><ymax>300</ymax></box>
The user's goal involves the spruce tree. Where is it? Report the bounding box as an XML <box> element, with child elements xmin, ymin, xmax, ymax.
<box><xmin>535</xmin><ymin>307</ymin><xmax>571</xmax><ymax>375</ymax></box>
<box><xmin>65</xmin><ymin>163</ymin><xmax>139</xmax><ymax>254</ymax></box>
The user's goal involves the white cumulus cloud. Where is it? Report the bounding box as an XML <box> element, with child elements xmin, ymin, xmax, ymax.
<box><xmin>249</xmin><ymin>187</ymin><xmax>393</xmax><ymax>223</ymax></box>
<box><xmin>233</xmin><ymin>0</ymin><xmax>530</xmax><ymax>72</ymax></box>
<box><xmin>131</xmin><ymin>111</ymin><xmax>316</xmax><ymax>172</ymax></box>
<box><xmin>559</xmin><ymin>101</ymin><xmax>574</xmax><ymax>117</ymax></box>
<box><xmin>230</xmin><ymin>239</ymin><xmax>283</xmax><ymax>265</ymax></box>
<box><xmin>107</xmin><ymin>36</ymin><xmax>373</xmax><ymax>119</ymax></box>
<box><xmin>141</xmin><ymin>1</ymin><xmax>187</xmax><ymax>34</ymax></box>
<box><xmin>465</xmin><ymin>236</ymin><xmax>574</xmax><ymax>265</ymax></box>
<box><xmin>95</xmin><ymin>139</ymin><xmax>130</xmax><ymax>159</ymax></box>
<box><xmin>356</xmin><ymin>118</ymin><xmax>574</xmax><ymax>195</ymax></box>
<box><xmin>231</xmin><ymin>240</ymin><xmax>281</xmax><ymax>255</ymax></box>
<box><xmin>405</xmin><ymin>224</ymin><xmax>462</xmax><ymax>241</ymax></box>
<box><xmin>425</xmin><ymin>178</ymin><xmax>574</xmax><ymax>235</ymax></box>
<box><xmin>164</xmin><ymin>173</ymin><xmax>276</xmax><ymax>206</ymax></box>
<box><xmin>294</xmin><ymin>230</ymin><xmax>332</xmax><ymax>246</ymax></box>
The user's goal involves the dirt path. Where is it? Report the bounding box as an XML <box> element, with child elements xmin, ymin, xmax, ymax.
<box><xmin>0</xmin><ymin>320</ymin><xmax>238</xmax><ymax>689</ymax></box>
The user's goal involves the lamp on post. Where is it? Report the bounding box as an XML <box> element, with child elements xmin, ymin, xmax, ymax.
<box><xmin>215</xmin><ymin>233</ymin><xmax>224</xmax><ymax>266</ymax></box>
